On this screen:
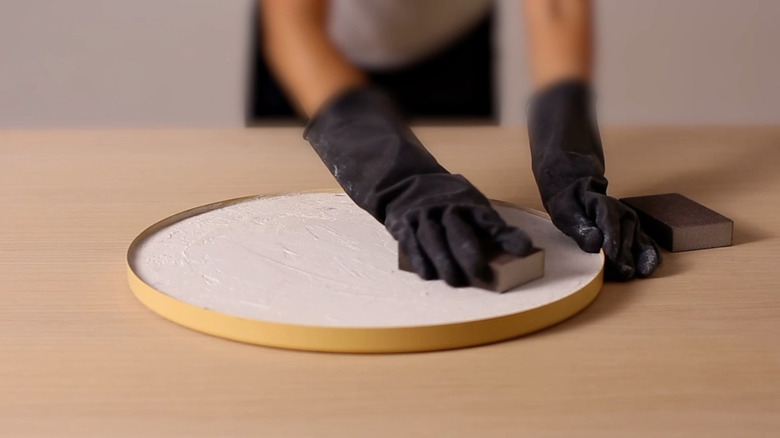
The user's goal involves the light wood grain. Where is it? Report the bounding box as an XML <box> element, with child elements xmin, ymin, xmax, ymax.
<box><xmin>1</xmin><ymin>127</ymin><xmax>778</xmax><ymax>437</ymax></box>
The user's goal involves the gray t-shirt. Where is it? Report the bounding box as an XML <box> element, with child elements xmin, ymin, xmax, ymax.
<box><xmin>328</xmin><ymin>0</ymin><xmax>493</xmax><ymax>70</ymax></box>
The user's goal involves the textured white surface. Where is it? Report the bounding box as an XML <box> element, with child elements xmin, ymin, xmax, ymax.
<box><xmin>131</xmin><ymin>193</ymin><xmax>602</xmax><ymax>328</ymax></box>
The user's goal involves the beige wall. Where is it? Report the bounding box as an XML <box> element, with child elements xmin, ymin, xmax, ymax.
<box><xmin>498</xmin><ymin>0</ymin><xmax>780</xmax><ymax>125</ymax></box>
<box><xmin>0</xmin><ymin>0</ymin><xmax>254</xmax><ymax>127</ymax></box>
<box><xmin>1</xmin><ymin>0</ymin><xmax>778</xmax><ymax>127</ymax></box>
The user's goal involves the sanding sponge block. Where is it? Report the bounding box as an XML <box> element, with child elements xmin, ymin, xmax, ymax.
<box><xmin>397</xmin><ymin>244</ymin><xmax>545</xmax><ymax>293</ymax></box>
<box><xmin>621</xmin><ymin>193</ymin><xmax>733</xmax><ymax>252</ymax></box>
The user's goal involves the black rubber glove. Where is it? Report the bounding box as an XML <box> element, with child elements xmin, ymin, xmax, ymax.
<box><xmin>527</xmin><ymin>80</ymin><xmax>661</xmax><ymax>281</ymax></box>
<box><xmin>304</xmin><ymin>86</ymin><xmax>533</xmax><ymax>287</ymax></box>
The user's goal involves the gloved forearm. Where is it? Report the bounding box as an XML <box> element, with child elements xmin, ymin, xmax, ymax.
<box><xmin>305</xmin><ymin>86</ymin><xmax>534</xmax><ymax>286</ymax></box>
<box><xmin>529</xmin><ymin>81</ymin><xmax>606</xmax><ymax>209</ymax></box>
<box><xmin>304</xmin><ymin>88</ymin><xmax>446</xmax><ymax>222</ymax></box>
<box><xmin>528</xmin><ymin>80</ymin><xmax>661</xmax><ymax>280</ymax></box>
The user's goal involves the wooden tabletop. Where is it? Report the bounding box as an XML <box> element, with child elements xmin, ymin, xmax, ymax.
<box><xmin>1</xmin><ymin>127</ymin><xmax>778</xmax><ymax>437</ymax></box>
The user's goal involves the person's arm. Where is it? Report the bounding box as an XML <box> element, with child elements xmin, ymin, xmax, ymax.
<box><xmin>260</xmin><ymin>0</ymin><xmax>366</xmax><ymax>116</ymax></box>
<box><xmin>523</xmin><ymin>0</ymin><xmax>592</xmax><ymax>88</ymax></box>
<box><xmin>522</xmin><ymin>0</ymin><xmax>661</xmax><ymax>280</ymax></box>
<box><xmin>259</xmin><ymin>0</ymin><xmax>534</xmax><ymax>287</ymax></box>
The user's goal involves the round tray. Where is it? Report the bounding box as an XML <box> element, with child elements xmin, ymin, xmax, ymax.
<box><xmin>127</xmin><ymin>191</ymin><xmax>604</xmax><ymax>353</ymax></box>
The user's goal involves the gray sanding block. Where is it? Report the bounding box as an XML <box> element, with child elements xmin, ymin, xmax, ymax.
<box><xmin>398</xmin><ymin>244</ymin><xmax>545</xmax><ymax>293</ymax></box>
<box><xmin>621</xmin><ymin>193</ymin><xmax>733</xmax><ymax>252</ymax></box>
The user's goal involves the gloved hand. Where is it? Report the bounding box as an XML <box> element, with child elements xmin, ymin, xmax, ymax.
<box><xmin>527</xmin><ymin>80</ymin><xmax>661</xmax><ymax>281</ymax></box>
<box><xmin>304</xmin><ymin>86</ymin><xmax>534</xmax><ymax>287</ymax></box>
